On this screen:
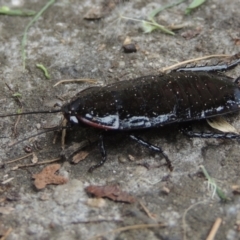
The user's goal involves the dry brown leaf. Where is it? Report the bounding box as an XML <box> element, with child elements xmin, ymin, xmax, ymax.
<box><xmin>32</xmin><ymin>164</ymin><xmax>68</xmax><ymax>190</ymax></box>
<box><xmin>207</xmin><ymin>116</ymin><xmax>238</xmax><ymax>134</ymax></box>
<box><xmin>72</xmin><ymin>151</ymin><xmax>89</xmax><ymax>164</ymax></box>
<box><xmin>85</xmin><ymin>185</ymin><xmax>136</xmax><ymax>203</ymax></box>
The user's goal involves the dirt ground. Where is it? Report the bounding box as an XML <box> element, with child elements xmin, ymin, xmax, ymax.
<box><xmin>0</xmin><ymin>0</ymin><xmax>240</xmax><ymax>239</ymax></box>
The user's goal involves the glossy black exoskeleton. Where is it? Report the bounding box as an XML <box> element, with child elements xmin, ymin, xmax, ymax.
<box><xmin>61</xmin><ymin>59</ymin><xmax>240</xmax><ymax>171</ymax></box>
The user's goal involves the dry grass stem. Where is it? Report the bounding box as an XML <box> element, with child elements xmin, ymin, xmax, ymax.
<box><xmin>53</xmin><ymin>78</ymin><xmax>97</xmax><ymax>87</ymax></box>
<box><xmin>4</xmin><ymin>153</ymin><xmax>33</xmax><ymax>164</ymax></box>
<box><xmin>206</xmin><ymin>218</ymin><xmax>222</xmax><ymax>240</ymax></box>
<box><xmin>89</xmin><ymin>223</ymin><xmax>166</xmax><ymax>240</ymax></box>
<box><xmin>16</xmin><ymin>157</ymin><xmax>61</xmax><ymax>168</ymax></box>
<box><xmin>161</xmin><ymin>54</ymin><xmax>231</xmax><ymax>72</ymax></box>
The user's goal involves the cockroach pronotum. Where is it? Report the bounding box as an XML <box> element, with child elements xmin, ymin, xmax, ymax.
<box><xmin>1</xmin><ymin>58</ymin><xmax>240</xmax><ymax>172</ymax></box>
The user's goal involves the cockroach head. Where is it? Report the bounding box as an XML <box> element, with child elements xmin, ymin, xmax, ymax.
<box><xmin>62</xmin><ymin>101</ymin><xmax>80</xmax><ymax>127</ymax></box>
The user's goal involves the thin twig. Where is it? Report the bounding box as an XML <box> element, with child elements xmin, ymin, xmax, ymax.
<box><xmin>53</xmin><ymin>78</ymin><xmax>97</xmax><ymax>87</ymax></box>
<box><xmin>206</xmin><ymin>218</ymin><xmax>222</xmax><ymax>240</ymax></box>
<box><xmin>1</xmin><ymin>177</ymin><xmax>14</xmax><ymax>184</ymax></box>
<box><xmin>161</xmin><ymin>54</ymin><xmax>232</xmax><ymax>72</ymax></box>
<box><xmin>139</xmin><ymin>201</ymin><xmax>157</xmax><ymax>220</ymax></box>
<box><xmin>182</xmin><ymin>201</ymin><xmax>207</xmax><ymax>240</ymax></box>
<box><xmin>0</xmin><ymin>227</ymin><xmax>12</xmax><ymax>240</ymax></box>
<box><xmin>8</xmin><ymin>127</ymin><xmax>61</xmax><ymax>147</ymax></box>
<box><xmin>88</xmin><ymin>223</ymin><xmax>166</xmax><ymax>240</ymax></box>
<box><xmin>16</xmin><ymin>157</ymin><xmax>61</xmax><ymax>168</ymax></box>
<box><xmin>4</xmin><ymin>153</ymin><xmax>33</xmax><ymax>164</ymax></box>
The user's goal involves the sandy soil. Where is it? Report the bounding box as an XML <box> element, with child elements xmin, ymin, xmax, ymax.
<box><xmin>0</xmin><ymin>0</ymin><xmax>240</xmax><ymax>239</ymax></box>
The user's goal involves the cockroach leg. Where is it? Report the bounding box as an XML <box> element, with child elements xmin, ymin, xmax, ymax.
<box><xmin>176</xmin><ymin>59</ymin><xmax>240</xmax><ymax>72</ymax></box>
<box><xmin>129</xmin><ymin>135</ymin><xmax>173</xmax><ymax>171</ymax></box>
<box><xmin>88</xmin><ymin>134</ymin><xmax>107</xmax><ymax>173</ymax></box>
<box><xmin>181</xmin><ymin>127</ymin><xmax>240</xmax><ymax>139</ymax></box>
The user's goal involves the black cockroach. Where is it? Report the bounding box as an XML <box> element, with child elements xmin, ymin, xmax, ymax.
<box><xmin>1</xmin><ymin>58</ymin><xmax>240</xmax><ymax>172</ymax></box>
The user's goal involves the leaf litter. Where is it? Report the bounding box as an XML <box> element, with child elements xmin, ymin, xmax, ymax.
<box><xmin>85</xmin><ymin>185</ymin><xmax>136</xmax><ymax>203</ymax></box>
<box><xmin>32</xmin><ymin>164</ymin><xmax>68</xmax><ymax>190</ymax></box>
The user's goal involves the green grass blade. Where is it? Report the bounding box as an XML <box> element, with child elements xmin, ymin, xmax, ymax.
<box><xmin>0</xmin><ymin>6</ymin><xmax>36</xmax><ymax>16</ymax></box>
<box><xmin>185</xmin><ymin>0</ymin><xmax>207</xmax><ymax>14</ymax></box>
<box><xmin>21</xmin><ymin>0</ymin><xmax>55</xmax><ymax>70</ymax></box>
<box><xmin>142</xmin><ymin>20</ymin><xmax>175</xmax><ymax>35</ymax></box>
<box><xmin>36</xmin><ymin>64</ymin><xmax>50</xmax><ymax>79</ymax></box>
<box><xmin>149</xmin><ymin>0</ymin><xmax>187</xmax><ymax>19</ymax></box>
<box><xmin>200</xmin><ymin>165</ymin><xmax>230</xmax><ymax>202</ymax></box>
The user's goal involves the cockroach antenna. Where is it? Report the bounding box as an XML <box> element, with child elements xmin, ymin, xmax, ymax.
<box><xmin>0</xmin><ymin>109</ymin><xmax>65</xmax><ymax>145</ymax></box>
<box><xmin>9</xmin><ymin>126</ymin><xmax>69</xmax><ymax>147</ymax></box>
<box><xmin>0</xmin><ymin>109</ymin><xmax>62</xmax><ymax>117</ymax></box>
